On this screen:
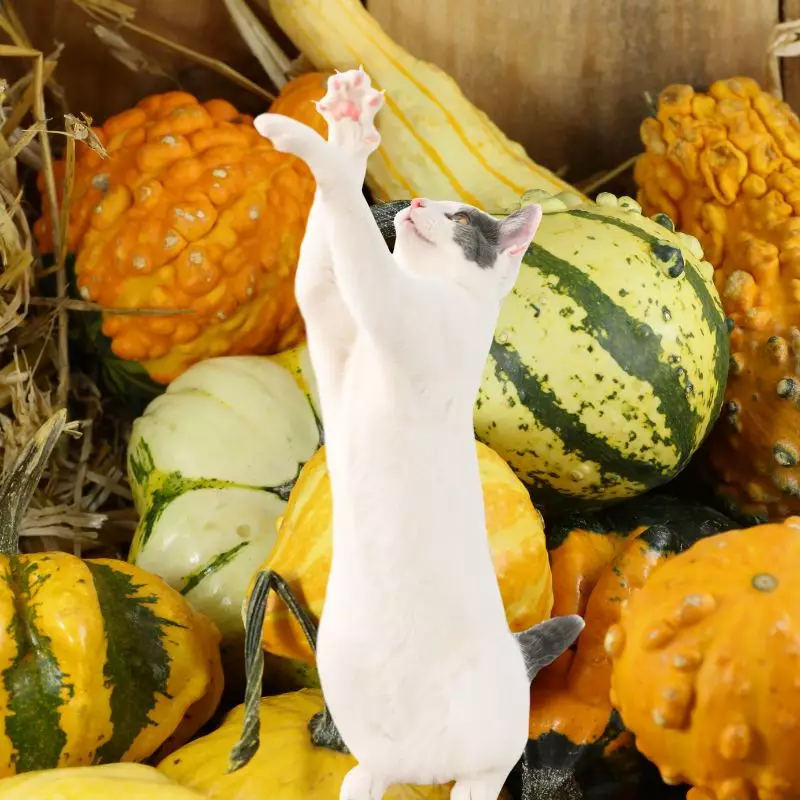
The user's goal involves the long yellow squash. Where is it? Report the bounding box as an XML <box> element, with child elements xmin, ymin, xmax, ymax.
<box><xmin>267</xmin><ymin>0</ymin><xmax>582</xmax><ymax>209</ymax></box>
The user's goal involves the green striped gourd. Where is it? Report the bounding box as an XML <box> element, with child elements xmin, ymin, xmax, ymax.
<box><xmin>371</xmin><ymin>193</ymin><xmax>729</xmax><ymax>513</ymax></box>
<box><xmin>0</xmin><ymin>411</ymin><xmax>223</xmax><ymax>775</ymax></box>
<box><xmin>127</xmin><ymin>346</ymin><xmax>322</xmax><ymax>645</ymax></box>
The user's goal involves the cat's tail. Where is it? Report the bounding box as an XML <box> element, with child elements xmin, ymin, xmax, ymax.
<box><xmin>514</xmin><ymin>614</ymin><xmax>585</xmax><ymax>683</ymax></box>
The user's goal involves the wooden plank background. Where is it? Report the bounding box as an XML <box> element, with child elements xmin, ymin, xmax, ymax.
<box><xmin>13</xmin><ymin>0</ymin><xmax>790</xmax><ymax>184</ymax></box>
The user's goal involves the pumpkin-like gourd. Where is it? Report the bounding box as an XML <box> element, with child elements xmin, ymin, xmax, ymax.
<box><xmin>157</xmin><ymin>688</ymin><xmax>474</xmax><ymax>799</ymax></box>
<box><xmin>266</xmin><ymin>0</ymin><xmax>579</xmax><ymax>208</ymax></box>
<box><xmin>34</xmin><ymin>75</ymin><xmax>328</xmax><ymax>388</ymax></box>
<box><xmin>606</xmin><ymin>518</ymin><xmax>800</xmax><ymax>798</ymax></box>
<box><xmin>634</xmin><ymin>76</ymin><xmax>800</xmax><ymax>521</ymax></box>
<box><xmin>0</xmin><ymin>411</ymin><xmax>224</xmax><ymax>776</ymax></box>
<box><xmin>253</xmin><ymin>442</ymin><xmax>552</xmax><ymax>665</ymax></box>
<box><xmin>0</xmin><ymin>763</ymin><xmax>205</xmax><ymax>800</ymax></box>
<box><xmin>521</xmin><ymin>496</ymin><xmax>736</xmax><ymax>799</ymax></box>
<box><xmin>127</xmin><ymin>345</ymin><xmax>321</xmax><ymax>645</ymax></box>
<box><xmin>371</xmin><ymin>195</ymin><xmax>730</xmax><ymax>514</ymax></box>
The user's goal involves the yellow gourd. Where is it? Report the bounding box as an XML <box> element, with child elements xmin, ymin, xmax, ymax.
<box><xmin>266</xmin><ymin>0</ymin><xmax>582</xmax><ymax>208</ymax></box>
<box><xmin>158</xmin><ymin>689</ymin><xmax>457</xmax><ymax>799</ymax></box>
<box><xmin>0</xmin><ymin>411</ymin><xmax>224</xmax><ymax>776</ymax></box>
<box><xmin>0</xmin><ymin>763</ymin><xmax>204</xmax><ymax>800</ymax></box>
<box><xmin>250</xmin><ymin>442</ymin><xmax>553</xmax><ymax>665</ymax></box>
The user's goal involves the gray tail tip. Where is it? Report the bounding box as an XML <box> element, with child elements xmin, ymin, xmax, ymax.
<box><xmin>563</xmin><ymin>614</ymin><xmax>586</xmax><ymax>641</ymax></box>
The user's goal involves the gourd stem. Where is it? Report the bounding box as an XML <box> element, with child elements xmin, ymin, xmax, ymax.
<box><xmin>0</xmin><ymin>410</ymin><xmax>67</xmax><ymax>557</ymax></box>
<box><xmin>228</xmin><ymin>569</ymin><xmax>347</xmax><ymax>773</ymax></box>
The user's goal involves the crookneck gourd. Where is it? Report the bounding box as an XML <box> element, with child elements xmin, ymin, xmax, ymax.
<box><xmin>634</xmin><ymin>76</ymin><xmax>800</xmax><ymax>521</ymax></box>
<box><xmin>34</xmin><ymin>74</ymin><xmax>328</xmax><ymax>389</ymax></box>
<box><xmin>606</xmin><ymin>518</ymin><xmax>800</xmax><ymax>799</ymax></box>
<box><xmin>250</xmin><ymin>441</ymin><xmax>553</xmax><ymax>665</ymax></box>
<box><xmin>266</xmin><ymin>0</ymin><xmax>580</xmax><ymax>207</ymax></box>
<box><xmin>0</xmin><ymin>763</ymin><xmax>205</xmax><ymax>799</ymax></box>
<box><xmin>519</xmin><ymin>495</ymin><xmax>736</xmax><ymax>799</ymax></box>
<box><xmin>0</xmin><ymin>411</ymin><xmax>224</xmax><ymax>776</ymax></box>
<box><xmin>371</xmin><ymin>194</ymin><xmax>729</xmax><ymax>514</ymax></box>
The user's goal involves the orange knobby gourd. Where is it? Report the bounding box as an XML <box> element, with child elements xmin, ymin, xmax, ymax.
<box><xmin>634</xmin><ymin>76</ymin><xmax>800</xmax><ymax>521</ymax></box>
<box><xmin>35</xmin><ymin>73</ymin><xmax>329</xmax><ymax>384</ymax></box>
<box><xmin>606</xmin><ymin>518</ymin><xmax>800</xmax><ymax>799</ymax></box>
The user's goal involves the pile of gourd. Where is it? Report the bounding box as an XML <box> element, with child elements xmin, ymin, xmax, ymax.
<box><xmin>11</xmin><ymin>1</ymin><xmax>800</xmax><ymax>799</ymax></box>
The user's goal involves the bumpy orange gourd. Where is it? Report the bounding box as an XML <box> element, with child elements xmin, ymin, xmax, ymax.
<box><xmin>35</xmin><ymin>74</ymin><xmax>328</xmax><ymax>384</ymax></box>
<box><xmin>606</xmin><ymin>518</ymin><xmax>800</xmax><ymax>799</ymax></box>
<box><xmin>521</xmin><ymin>497</ymin><xmax>737</xmax><ymax>799</ymax></box>
<box><xmin>251</xmin><ymin>442</ymin><xmax>553</xmax><ymax>665</ymax></box>
<box><xmin>634</xmin><ymin>76</ymin><xmax>800</xmax><ymax>521</ymax></box>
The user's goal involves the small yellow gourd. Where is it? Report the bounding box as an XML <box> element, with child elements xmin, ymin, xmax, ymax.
<box><xmin>251</xmin><ymin>442</ymin><xmax>553</xmax><ymax>665</ymax></box>
<box><xmin>0</xmin><ymin>763</ymin><xmax>205</xmax><ymax>800</ymax></box>
<box><xmin>158</xmin><ymin>689</ymin><xmax>457</xmax><ymax>799</ymax></box>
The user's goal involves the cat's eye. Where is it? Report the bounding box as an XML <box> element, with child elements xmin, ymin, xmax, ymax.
<box><xmin>452</xmin><ymin>212</ymin><xmax>470</xmax><ymax>225</ymax></box>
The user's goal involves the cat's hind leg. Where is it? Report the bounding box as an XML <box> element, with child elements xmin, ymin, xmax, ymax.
<box><xmin>340</xmin><ymin>764</ymin><xmax>389</xmax><ymax>800</ymax></box>
<box><xmin>450</xmin><ymin>772</ymin><xmax>508</xmax><ymax>800</ymax></box>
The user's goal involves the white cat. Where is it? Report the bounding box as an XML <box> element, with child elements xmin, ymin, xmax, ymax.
<box><xmin>254</xmin><ymin>69</ymin><xmax>584</xmax><ymax>800</ymax></box>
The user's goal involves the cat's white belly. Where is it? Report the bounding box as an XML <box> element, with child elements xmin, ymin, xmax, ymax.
<box><xmin>315</xmin><ymin>343</ymin><xmax>529</xmax><ymax>784</ymax></box>
<box><xmin>316</xmin><ymin>579</ymin><xmax>529</xmax><ymax>785</ymax></box>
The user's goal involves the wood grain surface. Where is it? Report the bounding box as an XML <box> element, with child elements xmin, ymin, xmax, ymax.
<box><xmin>12</xmin><ymin>0</ymin><xmax>782</xmax><ymax>183</ymax></box>
<box><xmin>13</xmin><ymin>0</ymin><xmax>289</xmax><ymax>118</ymax></box>
<box><xmin>781</xmin><ymin>0</ymin><xmax>800</xmax><ymax>111</ymax></box>
<box><xmin>368</xmin><ymin>0</ymin><xmax>778</xmax><ymax>182</ymax></box>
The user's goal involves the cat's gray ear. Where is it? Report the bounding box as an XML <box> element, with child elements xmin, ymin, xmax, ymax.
<box><xmin>498</xmin><ymin>203</ymin><xmax>543</xmax><ymax>256</ymax></box>
<box><xmin>515</xmin><ymin>614</ymin><xmax>585</xmax><ymax>682</ymax></box>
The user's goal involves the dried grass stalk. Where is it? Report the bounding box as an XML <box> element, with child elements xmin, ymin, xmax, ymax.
<box><xmin>222</xmin><ymin>0</ymin><xmax>291</xmax><ymax>90</ymax></box>
<box><xmin>72</xmin><ymin>0</ymin><xmax>276</xmax><ymax>103</ymax></box>
<box><xmin>767</xmin><ymin>19</ymin><xmax>800</xmax><ymax>100</ymax></box>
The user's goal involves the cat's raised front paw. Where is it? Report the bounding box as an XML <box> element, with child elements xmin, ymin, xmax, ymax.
<box><xmin>316</xmin><ymin>66</ymin><xmax>385</xmax><ymax>157</ymax></box>
<box><xmin>253</xmin><ymin>112</ymin><xmax>328</xmax><ymax>165</ymax></box>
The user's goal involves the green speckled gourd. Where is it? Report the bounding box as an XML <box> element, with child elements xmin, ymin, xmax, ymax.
<box><xmin>370</xmin><ymin>193</ymin><xmax>730</xmax><ymax>513</ymax></box>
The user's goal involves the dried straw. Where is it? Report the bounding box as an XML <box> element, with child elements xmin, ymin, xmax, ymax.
<box><xmin>766</xmin><ymin>19</ymin><xmax>800</xmax><ymax>101</ymax></box>
<box><xmin>0</xmin><ymin>8</ymin><xmax>133</xmax><ymax>555</ymax></box>
<box><xmin>71</xmin><ymin>0</ymin><xmax>276</xmax><ymax>103</ymax></box>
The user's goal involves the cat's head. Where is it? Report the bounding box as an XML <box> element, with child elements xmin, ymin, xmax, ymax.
<box><xmin>392</xmin><ymin>199</ymin><xmax>542</xmax><ymax>299</ymax></box>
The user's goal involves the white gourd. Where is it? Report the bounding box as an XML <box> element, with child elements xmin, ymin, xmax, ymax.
<box><xmin>127</xmin><ymin>346</ymin><xmax>321</xmax><ymax>642</ymax></box>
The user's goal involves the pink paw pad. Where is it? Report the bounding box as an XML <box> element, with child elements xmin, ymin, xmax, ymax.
<box><xmin>319</xmin><ymin>69</ymin><xmax>385</xmax><ymax>121</ymax></box>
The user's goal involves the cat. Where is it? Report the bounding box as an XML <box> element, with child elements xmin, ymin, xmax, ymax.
<box><xmin>254</xmin><ymin>68</ymin><xmax>584</xmax><ymax>800</ymax></box>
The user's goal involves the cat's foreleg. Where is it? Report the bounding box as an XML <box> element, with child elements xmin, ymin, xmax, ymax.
<box><xmin>288</xmin><ymin>67</ymin><xmax>384</xmax><ymax>331</ymax></box>
<box><xmin>254</xmin><ymin>81</ymin><xmax>414</xmax><ymax>347</ymax></box>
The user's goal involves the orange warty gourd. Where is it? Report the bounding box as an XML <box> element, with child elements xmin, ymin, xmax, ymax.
<box><xmin>34</xmin><ymin>73</ymin><xmax>329</xmax><ymax>385</ymax></box>
<box><xmin>606</xmin><ymin>518</ymin><xmax>800</xmax><ymax>799</ymax></box>
<box><xmin>634</xmin><ymin>76</ymin><xmax>800</xmax><ymax>521</ymax></box>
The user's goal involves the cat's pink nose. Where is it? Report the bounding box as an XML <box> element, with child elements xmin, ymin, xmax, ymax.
<box><xmin>410</xmin><ymin>198</ymin><xmax>424</xmax><ymax>208</ymax></box>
